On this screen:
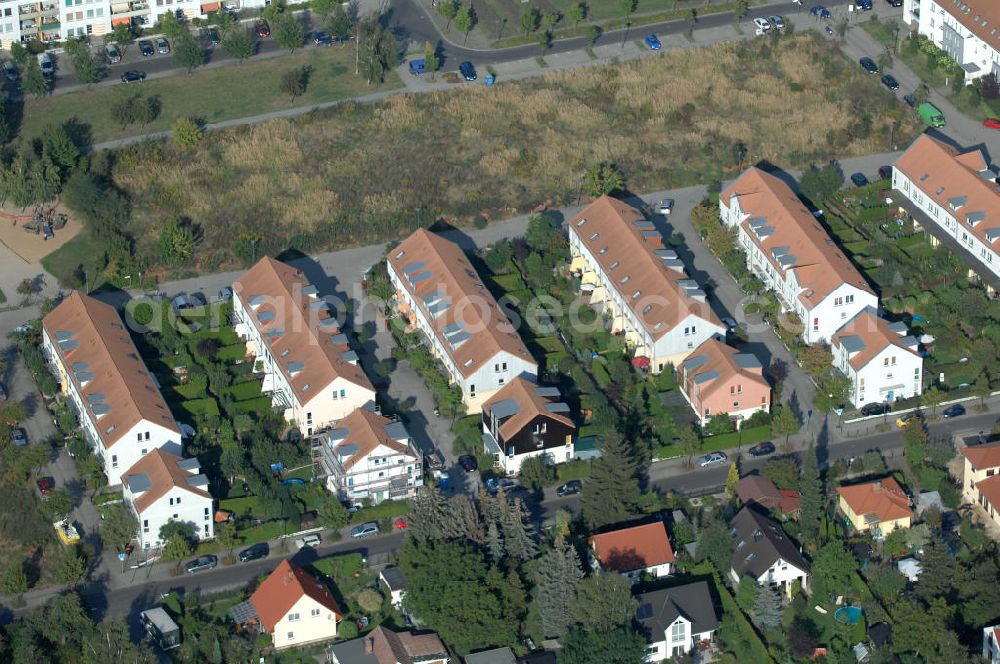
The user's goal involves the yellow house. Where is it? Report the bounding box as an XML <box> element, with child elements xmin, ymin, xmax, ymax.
<box><xmin>837</xmin><ymin>476</ymin><xmax>913</xmax><ymax>538</ymax></box>
<box><xmin>961</xmin><ymin>443</ymin><xmax>1000</xmax><ymax>530</ymax></box>
<box><xmin>246</xmin><ymin>560</ymin><xmax>342</xmax><ymax>650</ymax></box>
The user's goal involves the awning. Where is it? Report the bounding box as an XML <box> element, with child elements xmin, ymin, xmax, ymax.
<box><xmin>111</xmin><ymin>16</ymin><xmax>131</xmax><ymax>25</ymax></box>
<box><xmin>201</xmin><ymin>2</ymin><xmax>220</xmax><ymax>12</ymax></box>
<box><xmin>631</xmin><ymin>356</ymin><xmax>650</xmax><ymax>368</ymax></box>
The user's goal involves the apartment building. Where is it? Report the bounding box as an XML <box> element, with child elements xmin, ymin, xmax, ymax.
<box><xmin>678</xmin><ymin>338</ymin><xmax>770</xmax><ymax>428</ymax></box>
<box><xmin>904</xmin><ymin>0</ymin><xmax>1000</xmax><ymax>83</ymax></box>
<box><xmin>122</xmin><ymin>449</ymin><xmax>213</xmax><ymax>549</ymax></box>
<box><xmin>232</xmin><ymin>257</ymin><xmax>376</xmax><ymax>436</ymax></box>
<box><xmin>42</xmin><ymin>291</ymin><xmax>182</xmax><ymax>486</ymax></box>
<box><xmin>831</xmin><ymin>308</ymin><xmax>923</xmax><ymax>408</ymax></box>
<box><xmin>387</xmin><ymin>228</ymin><xmax>538</xmax><ymax>413</ymax></box>
<box><xmin>568</xmin><ymin>196</ymin><xmax>725</xmax><ymax>373</ymax></box>
<box><xmin>314</xmin><ymin>406</ymin><xmax>423</xmax><ymax>505</ymax></box>
<box><xmin>892</xmin><ymin>134</ymin><xmax>1000</xmax><ymax>288</ymax></box>
<box><xmin>720</xmin><ymin>167</ymin><xmax>878</xmax><ymax>344</ymax></box>
<box><xmin>481</xmin><ymin>377</ymin><xmax>576</xmax><ymax>474</ymax></box>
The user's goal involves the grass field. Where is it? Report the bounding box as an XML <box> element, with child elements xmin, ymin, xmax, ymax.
<box><xmin>17</xmin><ymin>46</ymin><xmax>402</xmax><ymax>145</ymax></box>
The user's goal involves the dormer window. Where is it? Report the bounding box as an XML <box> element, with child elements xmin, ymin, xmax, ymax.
<box><xmin>588</xmin><ymin>232</ymin><xmax>599</xmax><ymax>241</ymax></box>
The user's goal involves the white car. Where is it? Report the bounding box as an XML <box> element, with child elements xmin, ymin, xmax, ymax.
<box><xmin>753</xmin><ymin>17</ymin><xmax>771</xmax><ymax>35</ymax></box>
<box><xmin>698</xmin><ymin>452</ymin><xmax>728</xmax><ymax>467</ymax></box>
<box><xmin>295</xmin><ymin>534</ymin><xmax>321</xmax><ymax>549</ymax></box>
<box><xmin>769</xmin><ymin>16</ymin><xmax>785</xmax><ymax>30</ymax></box>
<box><xmin>658</xmin><ymin>198</ymin><xmax>674</xmax><ymax>215</ymax></box>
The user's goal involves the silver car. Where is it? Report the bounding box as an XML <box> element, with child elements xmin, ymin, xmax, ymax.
<box><xmin>351</xmin><ymin>522</ymin><xmax>379</xmax><ymax>538</ymax></box>
<box><xmin>698</xmin><ymin>452</ymin><xmax>727</xmax><ymax>467</ymax></box>
<box><xmin>658</xmin><ymin>198</ymin><xmax>674</xmax><ymax>215</ymax></box>
<box><xmin>155</xmin><ymin>37</ymin><xmax>170</xmax><ymax>54</ymax></box>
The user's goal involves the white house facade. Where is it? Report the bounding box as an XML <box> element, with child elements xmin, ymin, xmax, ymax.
<box><xmin>42</xmin><ymin>291</ymin><xmax>182</xmax><ymax>486</ymax></box>
<box><xmin>832</xmin><ymin>308</ymin><xmax>923</xmax><ymax>408</ymax></box>
<box><xmin>387</xmin><ymin>229</ymin><xmax>538</xmax><ymax>413</ymax></box>
<box><xmin>122</xmin><ymin>449</ymin><xmax>213</xmax><ymax>549</ymax></box>
<box><xmin>730</xmin><ymin>507</ymin><xmax>811</xmax><ymax>597</ymax></box>
<box><xmin>245</xmin><ymin>560</ymin><xmax>342</xmax><ymax>650</ymax></box>
<box><xmin>721</xmin><ymin>168</ymin><xmax>879</xmax><ymax>344</ymax></box>
<box><xmin>636</xmin><ymin>581</ymin><xmax>718</xmax><ymax>662</ymax></box>
<box><xmin>904</xmin><ymin>0</ymin><xmax>1000</xmax><ymax>83</ymax></box>
<box><xmin>568</xmin><ymin>196</ymin><xmax>724</xmax><ymax>373</ymax></box>
<box><xmin>984</xmin><ymin>625</ymin><xmax>1000</xmax><ymax>664</ymax></box>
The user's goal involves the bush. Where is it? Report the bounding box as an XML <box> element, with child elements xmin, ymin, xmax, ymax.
<box><xmin>337</xmin><ymin>620</ymin><xmax>359</xmax><ymax>639</ymax></box>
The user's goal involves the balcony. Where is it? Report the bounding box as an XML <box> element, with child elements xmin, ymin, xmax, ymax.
<box><xmin>111</xmin><ymin>1</ymin><xmax>148</xmax><ymax>16</ymax></box>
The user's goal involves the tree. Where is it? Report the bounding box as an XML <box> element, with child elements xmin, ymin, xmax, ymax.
<box><xmin>67</xmin><ymin>45</ymin><xmax>99</xmax><ymax>85</ymax></box>
<box><xmin>798</xmin><ymin>447</ymin><xmax>823</xmax><ymax>549</ymax></box>
<box><xmin>155</xmin><ymin>218</ymin><xmax>198</xmax><ymax>264</ymax></box>
<box><xmin>518</xmin><ymin>455</ymin><xmax>555</xmax><ymax>491</ymax></box>
<box><xmin>835</xmin><ymin>16</ymin><xmax>849</xmax><ymax>42</ymax></box>
<box><xmin>676</xmin><ymin>425</ymin><xmax>701</xmax><ymax>466</ymax></box>
<box><xmin>453</xmin><ymin>4</ymin><xmax>474</xmax><ymax>45</ymax></box>
<box><xmin>567</xmin><ymin>2</ymin><xmax>586</xmax><ymax>26</ymax></box>
<box><xmin>559</xmin><ymin>625</ymin><xmax>647</xmax><ymax>664</ymax></box>
<box><xmin>736</xmin><ymin>575</ymin><xmax>757</xmax><ymax>612</ymax></box>
<box><xmin>571</xmin><ymin>573</ymin><xmax>637</xmax><ymax>632</ymax></box>
<box><xmin>893</xmin><ymin>597</ymin><xmax>953</xmax><ymax>658</ymax></box>
<box><xmin>814</xmin><ymin>373</ymin><xmax>851</xmax><ymax>413</ymax></box>
<box><xmin>311</xmin><ymin>0</ymin><xmax>337</xmax><ymax>17</ymax></box>
<box><xmin>173</xmin><ymin>32</ymin><xmax>204</xmax><ymax>72</ymax></box>
<box><xmin>787</xmin><ymin>621</ymin><xmax>819</xmax><ymax>657</ymax></box>
<box><xmin>279</xmin><ymin>66</ymin><xmax>307</xmax><ymax>100</ymax></box>
<box><xmin>582</xmin><ymin>162</ymin><xmax>625</xmax><ymax>198</ymax></box>
<box><xmin>54</xmin><ymin>546</ymin><xmax>87</xmax><ymax>584</ymax></box>
<box><xmin>24</xmin><ymin>60</ymin><xmax>50</xmax><ymax>97</ymax></box>
<box><xmin>810</xmin><ymin>540</ymin><xmax>856</xmax><ymax>601</ymax></box>
<box><xmin>109</xmin><ymin>24</ymin><xmax>134</xmax><ymax>48</ymax></box>
<box><xmin>618</xmin><ymin>0</ymin><xmax>636</xmax><ymax>19</ymax></box>
<box><xmin>99</xmin><ymin>504</ymin><xmax>138</xmax><ymax>552</ymax></box>
<box><xmin>725</xmin><ymin>462</ymin><xmax>740</xmax><ymax>497</ymax></box>
<box><xmin>216</xmin><ymin>522</ymin><xmax>240</xmax><ymax>556</ymax></box>
<box><xmin>437</xmin><ymin>0</ymin><xmax>458</xmax><ymax>30</ymax></box>
<box><xmin>328</xmin><ymin>3</ymin><xmax>353</xmax><ymax>36</ymax></box>
<box><xmin>358</xmin><ymin>14</ymin><xmax>400</xmax><ymax>85</ymax></box>
<box><xmin>422</xmin><ymin>41</ymin><xmax>439</xmax><ymax>78</ymax></box>
<box><xmin>1</xmin><ymin>562</ymin><xmax>27</xmax><ymax>595</ymax></box>
<box><xmin>772</xmin><ymin>404</ymin><xmax>800</xmax><ymax>445</ymax></box>
<box><xmin>580</xmin><ymin>433</ymin><xmax>642</xmax><ymax>529</ymax></box>
<box><xmin>536</xmin><ymin>539</ymin><xmax>583</xmax><ymax>638</ymax></box>
<box><xmin>500</xmin><ymin>498</ymin><xmax>536</xmax><ymax>562</ymax></box>
<box><xmin>799</xmin><ymin>161</ymin><xmax>842</xmax><ymax>204</ymax></box>
<box><xmin>978</xmin><ymin>72</ymin><xmax>1000</xmax><ymax>100</ymax></box>
<box><xmin>318</xmin><ymin>495</ymin><xmax>348</xmax><ymax>529</ymax></box>
<box><xmin>705</xmin><ymin>413</ymin><xmax>734</xmax><ymax>436</ymax></box>
<box><xmin>172</xmin><ymin>117</ymin><xmax>202</xmax><ymax>148</ymax></box>
<box><xmin>273</xmin><ymin>13</ymin><xmax>304</xmax><ymax>52</ymax></box>
<box><xmin>585</xmin><ymin>24</ymin><xmax>601</xmax><ymax>44</ymax></box>
<box><xmin>157</xmin><ymin>11</ymin><xmax>185</xmax><ymax>39</ymax></box>
<box><xmin>10</xmin><ymin>42</ymin><xmax>28</xmax><ymax>66</ymax></box>
<box><xmin>697</xmin><ymin>516</ymin><xmax>732</xmax><ymax>574</ymax></box>
<box><xmin>914</xmin><ymin>541</ymin><xmax>958</xmax><ymax>603</ymax></box>
<box><xmin>519</xmin><ymin>4</ymin><xmax>540</xmax><ymax>36</ymax></box>
<box><xmin>751</xmin><ymin>582</ymin><xmax>782</xmax><ymax>629</ymax></box>
<box><xmin>162</xmin><ymin>533</ymin><xmax>193</xmax><ymax>568</ymax></box>
<box><xmin>798</xmin><ymin>344</ymin><xmax>832</xmax><ymax>376</ymax></box>
<box><xmin>39</xmin><ymin>124</ymin><xmax>80</xmax><ymax>178</ymax></box>
<box><xmin>921</xmin><ymin>385</ymin><xmax>946</xmax><ymax>415</ymax></box>
<box><xmin>110</xmin><ymin>93</ymin><xmax>158</xmax><ymax>129</ymax></box>
<box><xmin>222</xmin><ymin>28</ymin><xmax>254</xmax><ymax>62</ymax></box>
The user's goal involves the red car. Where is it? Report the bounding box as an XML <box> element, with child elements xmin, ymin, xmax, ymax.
<box><xmin>984</xmin><ymin>118</ymin><xmax>1000</xmax><ymax>129</ymax></box>
<box><xmin>255</xmin><ymin>19</ymin><xmax>270</xmax><ymax>38</ymax></box>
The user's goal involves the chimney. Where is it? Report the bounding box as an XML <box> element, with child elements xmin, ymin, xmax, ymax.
<box><xmin>365</xmin><ymin>637</ymin><xmax>374</xmax><ymax>654</ymax></box>
<box><xmin>873</xmin><ymin>482</ymin><xmax>882</xmax><ymax>493</ymax></box>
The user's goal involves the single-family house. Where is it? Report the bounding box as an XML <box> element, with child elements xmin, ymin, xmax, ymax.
<box><xmin>232</xmin><ymin>257</ymin><xmax>376</xmax><ymax>436</ymax></box>
<box><xmin>122</xmin><ymin>449</ymin><xmax>213</xmax><ymax>549</ymax></box>
<box><xmin>235</xmin><ymin>559</ymin><xmax>342</xmax><ymax>650</ymax></box>
<box><xmin>386</xmin><ymin>229</ymin><xmax>538</xmax><ymax>413</ymax></box>
<box><xmin>327</xmin><ymin>626</ymin><xmax>450</xmax><ymax>664</ymax></box>
<box><xmin>635</xmin><ymin>580</ymin><xmax>719</xmax><ymax>662</ymax></box>
<box><xmin>961</xmin><ymin>442</ymin><xmax>1000</xmax><ymax>530</ymax></box>
<box><xmin>837</xmin><ymin>476</ymin><xmax>913</xmax><ymax>537</ymax></box>
<box><xmin>734</xmin><ymin>475</ymin><xmax>801</xmax><ymax>515</ymax></box>
<box><xmin>380</xmin><ymin>567</ymin><xmax>407</xmax><ymax>609</ymax></box>
<box><xmin>983</xmin><ymin>624</ymin><xmax>1000</xmax><ymax>664</ymax></box>
<box><xmin>678</xmin><ymin>338</ymin><xmax>771</xmax><ymax>428</ymax></box>
<box><xmin>567</xmin><ymin>196</ymin><xmax>725</xmax><ymax>373</ymax></box>
<box><xmin>464</xmin><ymin>648</ymin><xmax>517</xmax><ymax>664</ymax></box>
<box><xmin>588</xmin><ymin>521</ymin><xmax>675</xmax><ymax>583</ymax></box>
<box><xmin>481</xmin><ymin>377</ymin><xmax>576</xmax><ymax>474</ymax></box>
<box><xmin>729</xmin><ymin>506</ymin><xmax>810</xmax><ymax>597</ymax></box>
<box><xmin>720</xmin><ymin>167</ymin><xmax>878</xmax><ymax>344</ymax></box>
<box><xmin>904</xmin><ymin>0</ymin><xmax>1000</xmax><ymax>85</ymax></box>
<box><xmin>315</xmin><ymin>406</ymin><xmax>423</xmax><ymax>504</ymax></box>
<box><xmin>41</xmin><ymin>291</ymin><xmax>183</xmax><ymax>486</ymax></box>
<box><xmin>832</xmin><ymin>308</ymin><xmax>923</xmax><ymax>408</ymax></box>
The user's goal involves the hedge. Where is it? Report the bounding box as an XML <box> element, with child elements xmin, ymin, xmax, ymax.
<box><xmin>179</xmin><ymin>397</ymin><xmax>220</xmax><ymax>418</ymax></box>
<box><xmin>709</xmin><ymin>567</ymin><xmax>774</xmax><ymax>664</ymax></box>
<box><xmin>590</xmin><ymin>361</ymin><xmax>611</xmax><ymax>388</ymax></box>
<box><xmin>216</xmin><ymin>344</ymin><xmax>249</xmax><ymax>362</ymax></box>
<box><xmin>231</xmin><ymin>396</ymin><xmax>273</xmax><ymax>414</ymax></box>
<box><xmin>222</xmin><ymin>380</ymin><xmax>263</xmax><ymax>401</ymax></box>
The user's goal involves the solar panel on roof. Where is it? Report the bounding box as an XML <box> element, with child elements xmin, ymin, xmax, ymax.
<box><xmin>490</xmin><ymin>398</ymin><xmax>520</xmax><ymax>419</ymax></box>
<box><xmin>534</xmin><ymin>386</ymin><xmax>560</xmax><ymax>398</ymax></box>
<box><xmin>403</xmin><ymin>261</ymin><xmax>427</xmax><ymax>275</ymax></box>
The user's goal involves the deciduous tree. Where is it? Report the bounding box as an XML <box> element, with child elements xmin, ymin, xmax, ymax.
<box><xmin>273</xmin><ymin>13</ymin><xmax>304</xmax><ymax>52</ymax></box>
<box><xmin>582</xmin><ymin>161</ymin><xmax>624</xmax><ymax>198</ymax></box>
<box><xmin>559</xmin><ymin>625</ymin><xmax>647</xmax><ymax>664</ymax></box>
<box><xmin>453</xmin><ymin>4</ymin><xmax>474</xmax><ymax>45</ymax></box>
<box><xmin>173</xmin><ymin>32</ymin><xmax>205</xmax><ymax>72</ymax></box>
<box><xmin>567</xmin><ymin>2</ymin><xmax>586</xmax><ymax>26</ymax></box>
<box><xmin>571</xmin><ymin>573</ymin><xmax>637</xmax><ymax>632</ymax></box>
<box><xmin>222</xmin><ymin>28</ymin><xmax>254</xmax><ymax>61</ymax></box>
<box><xmin>519</xmin><ymin>4</ymin><xmax>540</xmax><ymax>36</ymax></box>
<box><xmin>438</xmin><ymin>0</ymin><xmax>458</xmax><ymax>29</ymax></box>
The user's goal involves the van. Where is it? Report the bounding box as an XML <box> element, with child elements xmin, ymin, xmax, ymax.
<box><xmin>37</xmin><ymin>52</ymin><xmax>53</xmax><ymax>78</ymax></box>
<box><xmin>408</xmin><ymin>58</ymin><xmax>426</xmax><ymax>76</ymax></box>
<box><xmin>917</xmin><ymin>102</ymin><xmax>945</xmax><ymax>128</ymax></box>
<box><xmin>105</xmin><ymin>43</ymin><xmax>122</xmax><ymax>64</ymax></box>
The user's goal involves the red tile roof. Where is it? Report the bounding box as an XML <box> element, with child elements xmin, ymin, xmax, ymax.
<box><xmin>976</xmin><ymin>475</ymin><xmax>1000</xmax><ymax>514</ymax></box>
<box><xmin>123</xmin><ymin>449</ymin><xmax>210</xmax><ymax>513</ymax></box>
<box><xmin>837</xmin><ymin>476</ymin><xmax>912</xmax><ymax>524</ymax></box>
<box><xmin>934</xmin><ymin>0</ymin><xmax>1000</xmax><ymax>61</ymax></box>
<box><xmin>680</xmin><ymin>337</ymin><xmax>769</xmax><ymax>401</ymax></box>
<box><xmin>588</xmin><ymin>521</ymin><xmax>674</xmax><ymax>572</ymax></box>
<box><xmin>332</xmin><ymin>408</ymin><xmax>412</xmax><ymax>471</ymax></box>
<box><xmin>250</xmin><ymin>560</ymin><xmax>342</xmax><ymax>632</ymax></box>
<box><xmin>961</xmin><ymin>441</ymin><xmax>1000</xmax><ymax>470</ymax></box>
<box><xmin>832</xmin><ymin>309</ymin><xmax>919</xmax><ymax>371</ymax></box>
<box><xmin>365</xmin><ymin>626</ymin><xmax>449</xmax><ymax>663</ymax></box>
<box><xmin>734</xmin><ymin>475</ymin><xmax>800</xmax><ymax>513</ymax></box>
<box><xmin>482</xmin><ymin>377</ymin><xmax>575</xmax><ymax>441</ymax></box>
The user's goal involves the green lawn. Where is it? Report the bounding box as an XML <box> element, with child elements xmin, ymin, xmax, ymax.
<box><xmin>18</xmin><ymin>46</ymin><xmax>403</xmax><ymax>145</ymax></box>
<box><xmin>40</xmin><ymin>232</ymin><xmax>102</xmax><ymax>289</ymax></box>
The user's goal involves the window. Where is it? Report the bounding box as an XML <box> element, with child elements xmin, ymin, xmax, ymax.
<box><xmin>204</xmin><ymin>507</ymin><xmax>210</xmax><ymax>516</ymax></box>
<box><xmin>169</xmin><ymin>497</ymin><xmax>174</xmax><ymax>506</ymax></box>
<box><xmin>145</xmin><ymin>432</ymin><xmax>150</xmax><ymax>441</ymax></box>
<box><xmin>287</xmin><ymin>632</ymin><xmax>294</xmax><ymax>640</ymax></box>
<box><xmin>813</xmin><ymin>317</ymin><xmax>819</xmax><ymax>332</ymax></box>
<box><xmin>884</xmin><ymin>358</ymin><xmax>889</xmax><ymax>367</ymax></box>
<box><xmin>143</xmin><ymin>519</ymin><xmax>149</xmax><ymax>533</ymax></box>
<box><xmin>670</xmin><ymin>620</ymin><xmax>685</xmax><ymax>642</ymax></box>
<box><xmin>891</xmin><ymin>356</ymin><xmax>896</xmax><ymax>366</ymax></box>
<box><xmin>137</xmin><ymin>433</ymin><xmax>142</xmax><ymax>442</ymax></box>
<box><xmin>311</xmin><ymin>608</ymin><xmax>321</xmax><ymax>617</ymax></box>
<box><xmin>733</xmin><ymin>401</ymin><xmax>740</xmax><ymax>408</ymax></box>
<box><xmin>332</xmin><ymin>390</ymin><xmax>338</xmax><ymax>400</ymax></box>
<box><xmin>834</xmin><ymin>297</ymin><xmax>843</xmax><ymax>307</ymax></box>
<box><xmin>204</xmin><ymin>524</ymin><xmax>209</xmax><ymax>535</ymax></box>
<box><xmin>141</xmin><ymin>449</ymin><xmax>147</xmax><ymax>455</ymax></box>
<box><xmin>111</xmin><ymin>454</ymin><xmax>118</xmax><ymax>468</ymax></box>
<box><xmin>339</xmin><ymin>389</ymin><xmax>346</xmax><ymax>398</ymax></box>
<box><xmin>289</xmin><ymin>613</ymin><xmax>300</xmax><ymax>622</ymax></box>
<box><xmin>846</xmin><ymin>294</ymin><xmax>854</xmax><ymax>304</ymax></box>
<box><xmin>470</xmin><ymin>384</ymin><xmax>476</xmax><ymax>396</ymax></box>
<box><xmin>176</xmin><ymin>497</ymin><xmax>181</xmax><ymax>504</ymax></box>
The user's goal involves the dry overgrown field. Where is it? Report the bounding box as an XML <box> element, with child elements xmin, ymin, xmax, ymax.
<box><xmin>112</xmin><ymin>33</ymin><xmax>921</xmax><ymax>272</ymax></box>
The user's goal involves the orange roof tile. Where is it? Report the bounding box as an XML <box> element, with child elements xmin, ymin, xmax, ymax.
<box><xmin>837</xmin><ymin>476</ymin><xmax>912</xmax><ymax>524</ymax></box>
<box><xmin>894</xmin><ymin>134</ymin><xmax>1000</xmax><ymax>252</ymax></box>
<box><xmin>42</xmin><ymin>291</ymin><xmax>179</xmax><ymax>449</ymax></box>
<box><xmin>364</xmin><ymin>626</ymin><xmax>449</xmax><ymax>663</ymax></box>
<box><xmin>233</xmin><ymin>257</ymin><xmax>373</xmax><ymax>401</ymax></box>
<box><xmin>961</xmin><ymin>441</ymin><xmax>1000</xmax><ymax>470</ymax></box>
<box><xmin>722</xmin><ymin>168</ymin><xmax>874</xmax><ymax>307</ymax></box>
<box><xmin>976</xmin><ymin>475</ymin><xmax>1000</xmax><ymax>514</ymax></box>
<box><xmin>330</xmin><ymin>408</ymin><xmax>412</xmax><ymax>471</ymax></box>
<box><xmin>933</xmin><ymin>0</ymin><xmax>1000</xmax><ymax>61</ymax></box>
<box><xmin>387</xmin><ymin>229</ymin><xmax>536</xmax><ymax>378</ymax></box>
<box><xmin>123</xmin><ymin>449</ymin><xmax>210</xmax><ymax>513</ymax></box>
<box><xmin>250</xmin><ymin>559</ymin><xmax>342</xmax><ymax>632</ymax></box>
<box><xmin>680</xmin><ymin>338</ymin><xmax>769</xmax><ymax>401</ymax></box>
<box><xmin>832</xmin><ymin>308</ymin><xmax>919</xmax><ymax>371</ymax></box>
<box><xmin>588</xmin><ymin>521</ymin><xmax>674</xmax><ymax>572</ymax></box>
<box><xmin>482</xmin><ymin>377</ymin><xmax>575</xmax><ymax>441</ymax></box>
<box><xmin>568</xmin><ymin>196</ymin><xmax>721</xmax><ymax>339</ymax></box>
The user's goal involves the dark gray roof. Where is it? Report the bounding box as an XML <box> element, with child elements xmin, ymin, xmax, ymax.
<box><xmin>635</xmin><ymin>581</ymin><xmax>718</xmax><ymax>642</ymax></box>
<box><xmin>383</xmin><ymin>421</ymin><xmax>409</xmax><ymax>441</ymax></box>
<box><xmin>534</xmin><ymin>386</ymin><xmax>561</xmax><ymax>398</ymax></box>
<box><xmin>733</xmin><ymin>353</ymin><xmax>762</xmax><ymax>370</ymax></box>
<box><xmin>839</xmin><ymin>335</ymin><xmax>867</xmax><ymax>353</ymax></box>
<box><xmin>127</xmin><ymin>473</ymin><xmax>152</xmax><ymax>493</ymax></box>
<box><xmin>544</xmin><ymin>402</ymin><xmax>570</xmax><ymax>414</ymax></box>
<box><xmin>464</xmin><ymin>647</ymin><xmax>518</xmax><ymax>664</ymax></box>
<box><xmin>380</xmin><ymin>566</ymin><xmax>407</xmax><ymax>591</ymax></box>
<box><xmin>693</xmin><ymin>370</ymin><xmax>719</xmax><ymax>384</ymax></box>
<box><xmin>729</xmin><ymin>506</ymin><xmax>810</xmax><ymax>579</ymax></box>
<box><xmin>326</xmin><ymin>638</ymin><xmax>379</xmax><ymax>664</ymax></box>
<box><xmin>682</xmin><ymin>354</ymin><xmax>708</xmax><ymax>370</ymax></box>
<box><xmin>176</xmin><ymin>457</ymin><xmax>200</xmax><ymax>472</ymax></box>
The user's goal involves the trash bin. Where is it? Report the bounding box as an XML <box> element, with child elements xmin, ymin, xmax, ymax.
<box><xmin>485</xmin><ymin>74</ymin><xmax>495</xmax><ymax>87</ymax></box>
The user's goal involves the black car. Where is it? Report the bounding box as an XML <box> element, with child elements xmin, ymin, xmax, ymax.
<box><xmin>138</xmin><ymin>40</ymin><xmax>155</xmax><ymax>57</ymax></box>
<box><xmin>238</xmin><ymin>542</ymin><xmax>269</xmax><ymax>562</ymax></box>
<box><xmin>850</xmin><ymin>172</ymin><xmax>869</xmax><ymax>188</ymax></box>
<box><xmin>748</xmin><ymin>442</ymin><xmax>775</xmax><ymax>457</ymax></box>
<box><xmin>314</xmin><ymin>31</ymin><xmax>335</xmax><ymax>45</ymax></box>
<box><xmin>942</xmin><ymin>404</ymin><xmax>966</xmax><ymax>418</ymax></box>
<box><xmin>881</xmin><ymin>74</ymin><xmax>899</xmax><ymax>90</ymax></box>
<box><xmin>458</xmin><ymin>454</ymin><xmax>478</xmax><ymax>472</ymax></box>
<box><xmin>859</xmin><ymin>57</ymin><xmax>879</xmax><ymax>74</ymax></box>
<box><xmin>207</xmin><ymin>28</ymin><xmax>221</xmax><ymax>45</ymax></box>
<box><xmin>878</xmin><ymin>165</ymin><xmax>893</xmax><ymax>180</ymax></box>
<box><xmin>459</xmin><ymin>61</ymin><xmax>477</xmax><ymax>81</ymax></box>
<box><xmin>903</xmin><ymin>93</ymin><xmax>916</xmax><ymax>107</ymax></box>
<box><xmin>886</xmin><ymin>0</ymin><xmax>902</xmax><ymax>6</ymax></box>
<box><xmin>556</xmin><ymin>480</ymin><xmax>582</xmax><ymax>496</ymax></box>
<box><xmin>860</xmin><ymin>402</ymin><xmax>888</xmax><ymax>417</ymax></box>
<box><xmin>120</xmin><ymin>70</ymin><xmax>146</xmax><ymax>83</ymax></box>
<box><xmin>184</xmin><ymin>555</ymin><xmax>218</xmax><ymax>573</ymax></box>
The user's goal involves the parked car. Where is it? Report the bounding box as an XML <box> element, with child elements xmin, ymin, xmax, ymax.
<box><xmin>886</xmin><ymin>0</ymin><xmax>902</xmax><ymax>6</ymax></box>
<box><xmin>556</xmin><ymin>480</ymin><xmax>582</xmax><ymax>496</ymax></box>
<box><xmin>486</xmin><ymin>477</ymin><xmax>518</xmax><ymax>494</ymax></box>
<box><xmin>14</xmin><ymin>322</ymin><xmax>33</xmax><ymax>334</ymax></box>
<box><xmin>171</xmin><ymin>294</ymin><xmax>192</xmax><ymax>312</ymax></box>
<box><xmin>255</xmin><ymin>20</ymin><xmax>270</xmax><ymax>37</ymax></box>
<box><xmin>350</xmin><ymin>522</ymin><xmax>379</xmax><ymax>538</ymax></box>
<box><xmin>217</xmin><ymin>286</ymin><xmax>233</xmax><ymax>301</ymax></box>
<box><xmin>881</xmin><ymin>74</ymin><xmax>899</xmax><ymax>90</ymax></box>
<box><xmin>903</xmin><ymin>93</ymin><xmax>916</xmax><ymax>107</ymax></box>
<box><xmin>121</xmin><ymin>70</ymin><xmax>147</xmax><ymax>83</ymax></box>
<box><xmin>344</xmin><ymin>501</ymin><xmax>362</xmax><ymax>515</ymax></box>
<box><xmin>769</xmin><ymin>15</ymin><xmax>785</xmax><ymax>30</ymax></box>
<box><xmin>155</xmin><ymin>37</ymin><xmax>170</xmax><ymax>54</ymax></box>
<box><xmin>895</xmin><ymin>412</ymin><xmax>920</xmax><ymax>428</ymax></box>
<box><xmin>748</xmin><ymin>442</ymin><xmax>775</xmax><ymax>457</ymax></box>
<box><xmin>721</xmin><ymin>317</ymin><xmax>738</xmax><ymax>330</ymax></box>
<box><xmin>207</xmin><ymin>28</ymin><xmax>221</xmax><ymax>45</ymax></box>
<box><xmin>37</xmin><ymin>52</ymin><xmax>54</xmax><ymax>78</ymax></box>
<box><xmin>458</xmin><ymin>454</ymin><xmax>478</xmax><ymax>472</ymax></box>
<box><xmin>314</xmin><ymin>31</ymin><xmax>335</xmax><ymax>46</ymax></box>
<box><xmin>810</xmin><ymin>5</ymin><xmax>831</xmax><ymax>19</ymax></box>
<box><xmin>984</xmin><ymin>118</ymin><xmax>1000</xmax><ymax>129</ymax></box>
<box><xmin>860</xmin><ymin>402</ymin><xmax>889</xmax><ymax>417</ymax></box>
<box><xmin>11</xmin><ymin>428</ymin><xmax>26</xmax><ymax>447</ymax></box>
<box><xmin>408</xmin><ymin>58</ymin><xmax>426</xmax><ymax>75</ymax></box>
<box><xmin>139</xmin><ymin>40</ymin><xmax>155</xmax><ymax>57</ymax></box>
<box><xmin>658</xmin><ymin>198</ymin><xmax>674</xmax><ymax>215</ymax></box>
<box><xmin>105</xmin><ymin>43</ymin><xmax>122</xmax><ymax>63</ymax></box>
<box><xmin>238</xmin><ymin>542</ymin><xmax>269</xmax><ymax>562</ymax></box>
<box><xmin>878</xmin><ymin>165</ymin><xmax>893</xmax><ymax>180</ymax></box>
<box><xmin>698</xmin><ymin>452</ymin><xmax>727</xmax><ymax>467</ymax></box>
<box><xmin>850</xmin><ymin>172</ymin><xmax>869</xmax><ymax>187</ymax></box>
<box><xmin>459</xmin><ymin>61</ymin><xmax>477</xmax><ymax>81</ymax></box>
<box><xmin>36</xmin><ymin>477</ymin><xmax>54</xmax><ymax>496</ymax></box>
<box><xmin>943</xmin><ymin>404</ymin><xmax>966</xmax><ymax>418</ymax></box>
<box><xmin>752</xmin><ymin>17</ymin><xmax>771</xmax><ymax>35</ymax></box>
<box><xmin>644</xmin><ymin>34</ymin><xmax>661</xmax><ymax>50</ymax></box>
<box><xmin>295</xmin><ymin>534</ymin><xmax>321</xmax><ymax>549</ymax></box>
<box><xmin>184</xmin><ymin>555</ymin><xmax>218</xmax><ymax>573</ymax></box>
<box><xmin>859</xmin><ymin>57</ymin><xmax>879</xmax><ymax>74</ymax></box>
<box><xmin>2</xmin><ymin>60</ymin><xmax>17</xmax><ymax>82</ymax></box>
